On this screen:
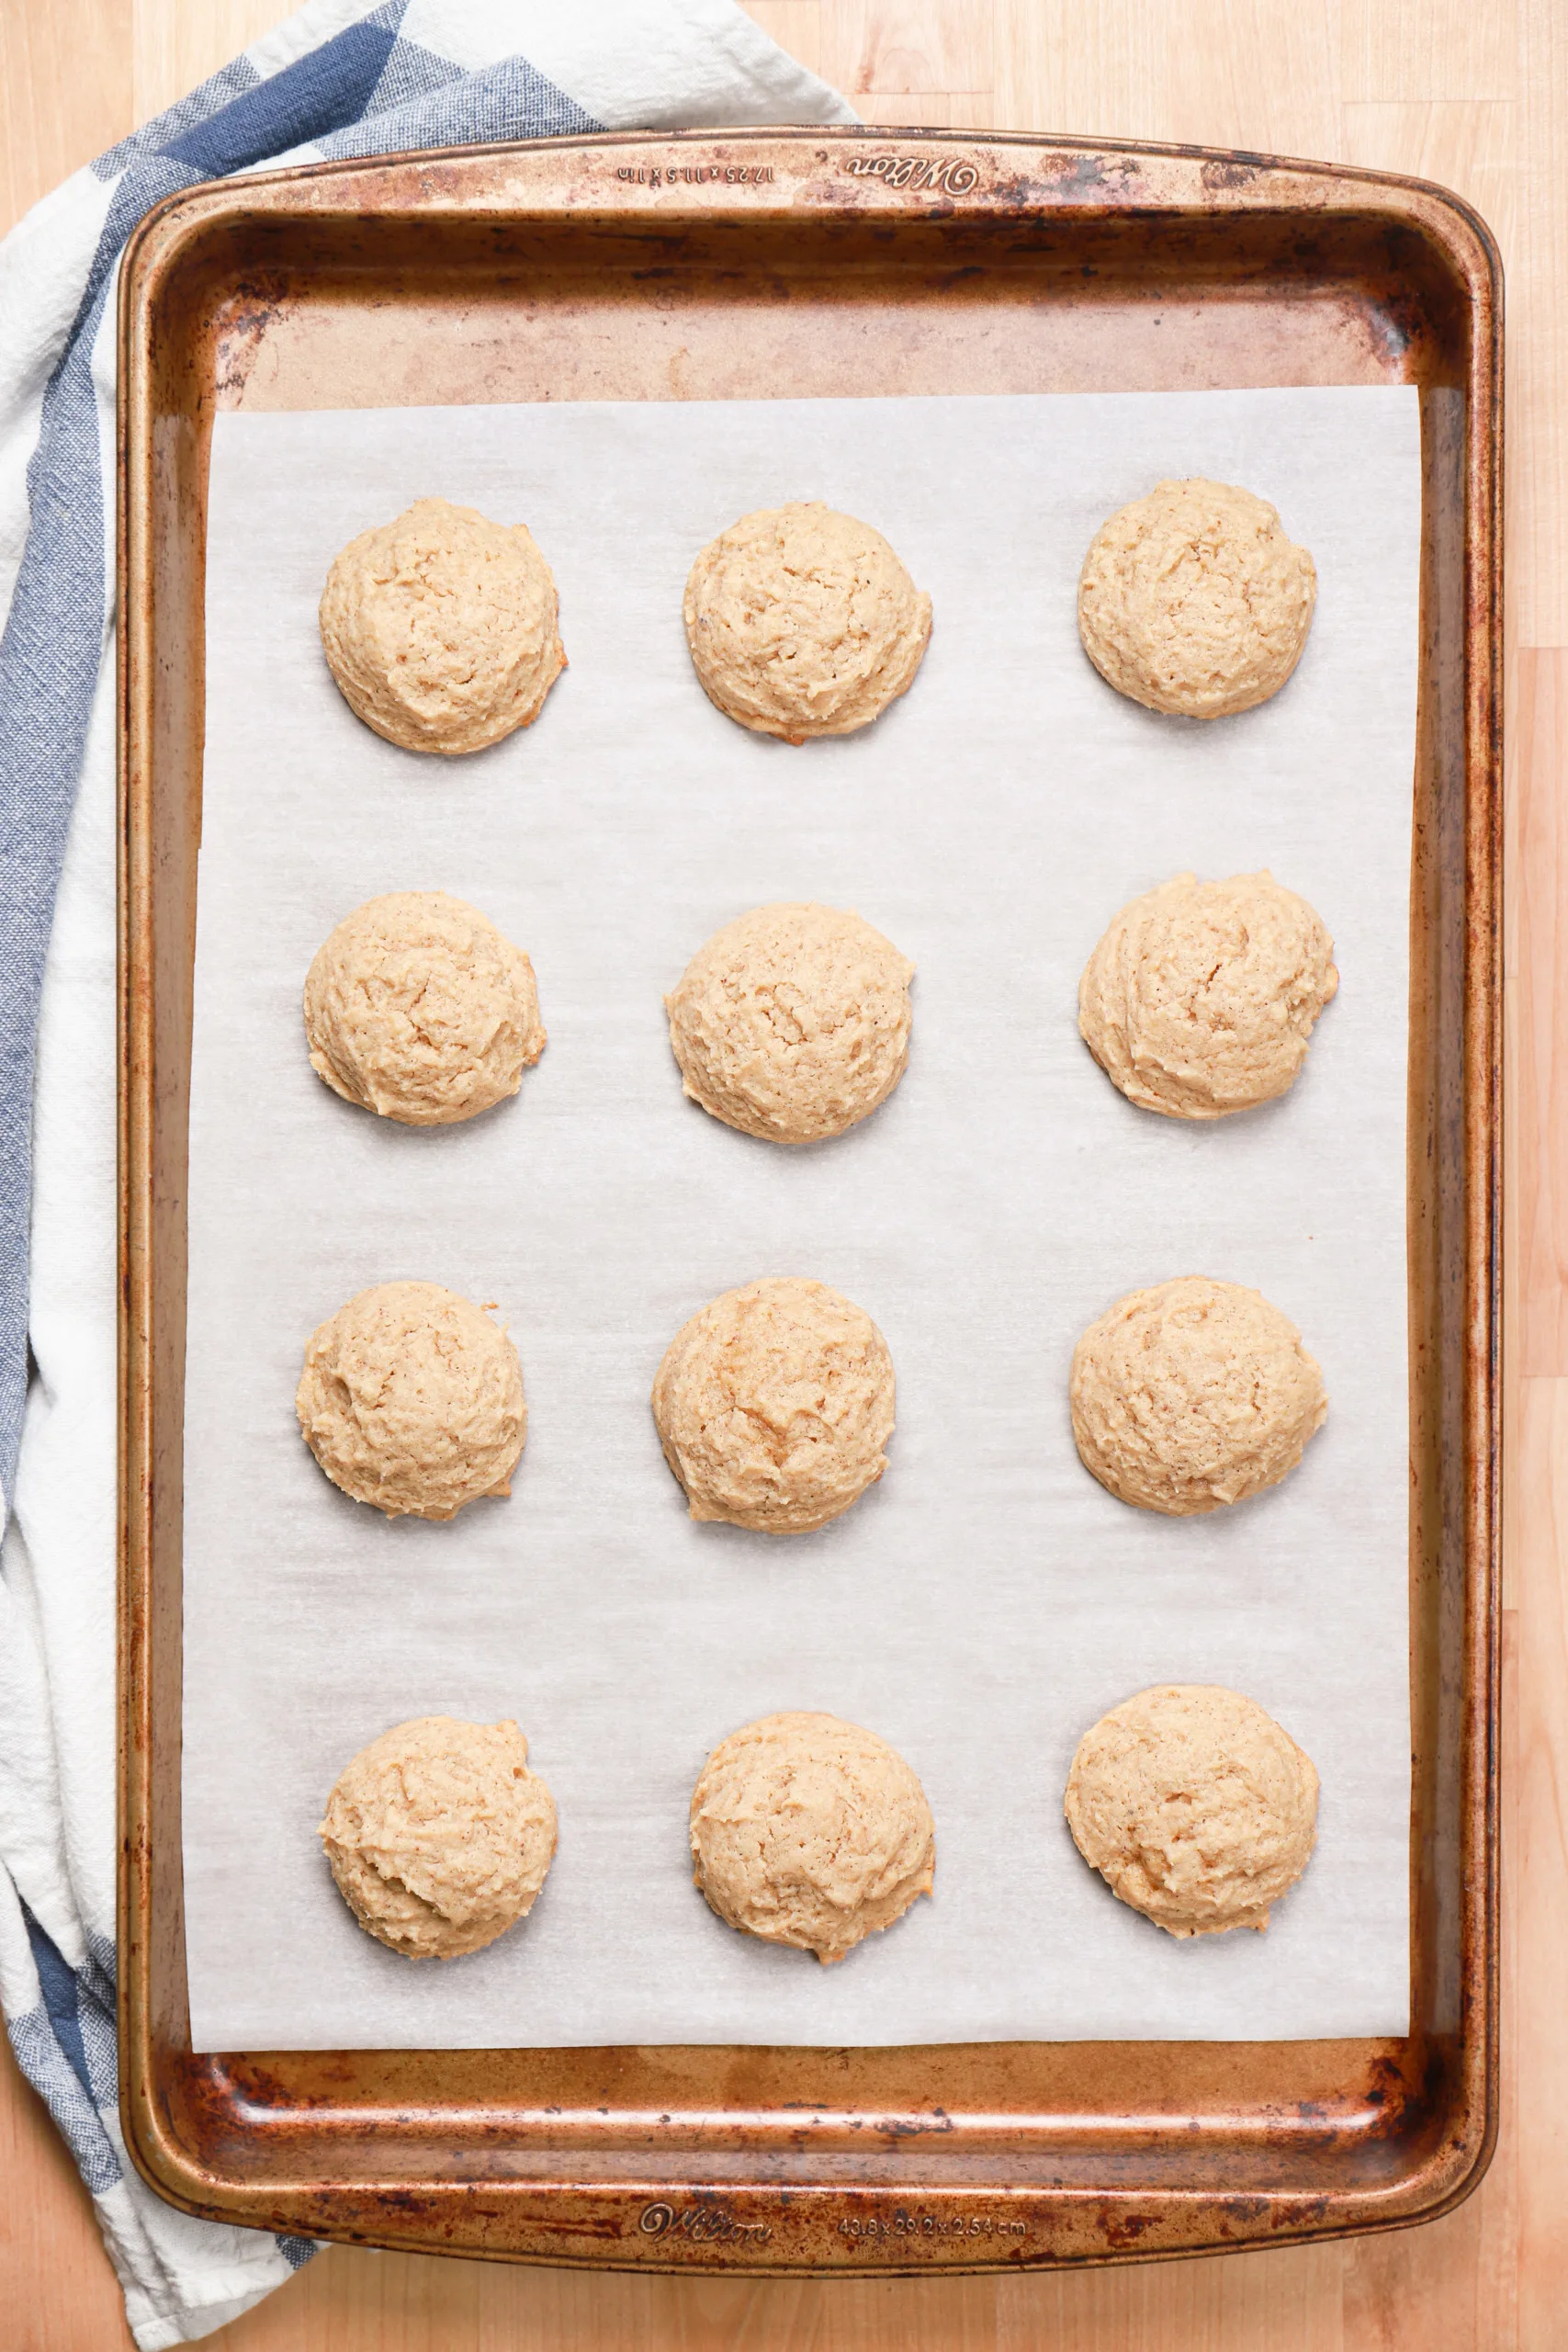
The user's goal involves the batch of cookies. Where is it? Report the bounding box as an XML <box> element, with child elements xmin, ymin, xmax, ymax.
<box><xmin>301</xmin><ymin>480</ymin><xmax>1333</xmax><ymax>1970</ymax></box>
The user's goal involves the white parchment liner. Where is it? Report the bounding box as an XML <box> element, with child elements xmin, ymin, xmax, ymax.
<box><xmin>184</xmin><ymin>387</ymin><xmax>1418</xmax><ymax>2049</ymax></box>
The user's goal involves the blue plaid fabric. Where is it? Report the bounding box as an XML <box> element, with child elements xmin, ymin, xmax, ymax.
<box><xmin>0</xmin><ymin>4</ymin><xmax>849</xmax><ymax>2340</ymax></box>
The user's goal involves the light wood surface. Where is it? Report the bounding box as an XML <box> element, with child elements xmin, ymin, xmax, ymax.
<box><xmin>0</xmin><ymin>2</ymin><xmax>1558</xmax><ymax>2344</ymax></box>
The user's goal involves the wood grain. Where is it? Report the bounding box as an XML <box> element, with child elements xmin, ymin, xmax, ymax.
<box><xmin>2</xmin><ymin>3</ymin><xmax>1562</xmax><ymax>2346</ymax></box>
<box><xmin>0</xmin><ymin>0</ymin><xmax>129</xmax><ymax>230</ymax></box>
<box><xmin>819</xmin><ymin>0</ymin><xmax>992</xmax><ymax>96</ymax></box>
<box><xmin>1514</xmin><ymin>656</ymin><xmax>1568</xmax><ymax>1373</ymax></box>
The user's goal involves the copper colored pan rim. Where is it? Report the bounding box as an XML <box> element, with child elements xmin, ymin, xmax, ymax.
<box><xmin>118</xmin><ymin>119</ymin><xmax>1512</xmax><ymax>236</ymax></box>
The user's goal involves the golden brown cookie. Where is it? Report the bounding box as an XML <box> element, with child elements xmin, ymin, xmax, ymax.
<box><xmin>319</xmin><ymin>497</ymin><xmax>565</xmax><ymax>753</ymax></box>
<box><xmin>1078</xmin><ymin>871</ymin><xmax>1337</xmax><ymax>1118</ymax></box>
<box><xmin>297</xmin><ymin>1281</ymin><xmax>525</xmax><ymax>1521</ymax></box>
<box><xmin>320</xmin><ymin>1715</ymin><xmax>557</xmax><ymax>1958</ymax></box>
<box><xmin>683</xmin><ymin>502</ymin><xmax>931</xmax><ymax>742</ymax></box>
<box><xmin>1077</xmin><ymin>479</ymin><xmax>1315</xmax><ymax>718</ymax></box>
<box><xmin>1065</xmin><ymin>1685</ymin><xmax>1319</xmax><ymax>1937</ymax></box>
<box><xmin>651</xmin><ymin>1276</ymin><xmax>895</xmax><ymax>1533</ymax></box>
<box><xmin>664</xmin><ymin>902</ymin><xmax>914</xmax><ymax>1143</ymax></box>
<box><xmin>303</xmin><ymin>890</ymin><xmax>546</xmax><ymax>1126</ymax></box>
<box><xmin>690</xmin><ymin>1711</ymin><xmax>934</xmax><ymax>1962</ymax></box>
<box><xmin>1069</xmin><ymin>1276</ymin><xmax>1326</xmax><ymax>1515</ymax></box>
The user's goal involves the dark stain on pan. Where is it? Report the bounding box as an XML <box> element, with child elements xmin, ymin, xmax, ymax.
<box><xmin>212</xmin><ymin>275</ymin><xmax>288</xmax><ymax>401</ymax></box>
<box><xmin>1201</xmin><ymin>156</ymin><xmax>1266</xmax><ymax>191</ymax></box>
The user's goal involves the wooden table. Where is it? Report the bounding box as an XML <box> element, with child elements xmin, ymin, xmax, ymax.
<box><xmin>1</xmin><ymin>3</ymin><xmax>1561</xmax><ymax>2343</ymax></box>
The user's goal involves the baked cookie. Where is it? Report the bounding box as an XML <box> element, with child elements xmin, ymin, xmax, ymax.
<box><xmin>683</xmin><ymin>502</ymin><xmax>931</xmax><ymax>742</ymax></box>
<box><xmin>690</xmin><ymin>1711</ymin><xmax>934</xmax><ymax>1962</ymax></box>
<box><xmin>1078</xmin><ymin>871</ymin><xmax>1337</xmax><ymax>1119</ymax></box>
<box><xmin>665</xmin><ymin>902</ymin><xmax>914</xmax><ymax>1144</ymax></box>
<box><xmin>1070</xmin><ymin>1276</ymin><xmax>1326</xmax><ymax>1515</ymax></box>
<box><xmin>320</xmin><ymin>1715</ymin><xmax>557</xmax><ymax>1958</ymax></box>
<box><xmin>304</xmin><ymin>890</ymin><xmax>546</xmax><ymax>1126</ymax></box>
<box><xmin>297</xmin><ymin>1281</ymin><xmax>525</xmax><ymax>1521</ymax></box>
<box><xmin>1077</xmin><ymin>479</ymin><xmax>1316</xmax><ymax>718</ymax></box>
<box><xmin>320</xmin><ymin>497</ymin><xmax>565</xmax><ymax>754</ymax></box>
<box><xmin>651</xmin><ymin>1276</ymin><xmax>894</xmax><ymax>1533</ymax></box>
<box><xmin>1065</xmin><ymin>1685</ymin><xmax>1318</xmax><ymax>1937</ymax></box>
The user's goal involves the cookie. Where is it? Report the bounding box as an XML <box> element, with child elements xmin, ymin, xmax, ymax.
<box><xmin>320</xmin><ymin>1715</ymin><xmax>558</xmax><ymax>1958</ymax></box>
<box><xmin>690</xmin><ymin>1711</ymin><xmax>934</xmax><ymax>1962</ymax></box>
<box><xmin>319</xmin><ymin>497</ymin><xmax>565</xmax><ymax>754</ymax></box>
<box><xmin>665</xmin><ymin>902</ymin><xmax>914</xmax><ymax>1144</ymax></box>
<box><xmin>303</xmin><ymin>890</ymin><xmax>546</xmax><ymax>1126</ymax></box>
<box><xmin>1065</xmin><ymin>1685</ymin><xmax>1319</xmax><ymax>1937</ymax></box>
<box><xmin>1070</xmin><ymin>1276</ymin><xmax>1326</xmax><ymax>1515</ymax></box>
<box><xmin>683</xmin><ymin>502</ymin><xmax>931</xmax><ymax>742</ymax></box>
<box><xmin>297</xmin><ymin>1280</ymin><xmax>525</xmax><ymax>1521</ymax></box>
<box><xmin>1078</xmin><ymin>871</ymin><xmax>1337</xmax><ymax>1119</ymax></box>
<box><xmin>651</xmin><ymin>1276</ymin><xmax>894</xmax><ymax>1533</ymax></box>
<box><xmin>1077</xmin><ymin>479</ymin><xmax>1316</xmax><ymax>718</ymax></box>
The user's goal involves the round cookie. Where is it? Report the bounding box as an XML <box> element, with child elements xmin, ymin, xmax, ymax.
<box><xmin>1065</xmin><ymin>1685</ymin><xmax>1319</xmax><ymax>1937</ymax></box>
<box><xmin>1077</xmin><ymin>479</ymin><xmax>1316</xmax><ymax>718</ymax></box>
<box><xmin>1070</xmin><ymin>1276</ymin><xmax>1326</xmax><ymax>1515</ymax></box>
<box><xmin>1078</xmin><ymin>870</ymin><xmax>1337</xmax><ymax>1119</ymax></box>
<box><xmin>665</xmin><ymin>902</ymin><xmax>915</xmax><ymax>1144</ymax></box>
<box><xmin>690</xmin><ymin>1711</ymin><xmax>934</xmax><ymax>1962</ymax></box>
<box><xmin>319</xmin><ymin>496</ymin><xmax>565</xmax><ymax>754</ymax></box>
<box><xmin>297</xmin><ymin>1280</ymin><xmax>525</xmax><ymax>1521</ymax></box>
<box><xmin>683</xmin><ymin>502</ymin><xmax>931</xmax><ymax>742</ymax></box>
<box><xmin>651</xmin><ymin>1276</ymin><xmax>895</xmax><ymax>1534</ymax></box>
<box><xmin>320</xmin><ymin>1715</ymin><xmax>558</xmax><ymax>1958</ymax></box>
<box><xmin>304</xmin><ymin>890</ymin><xmax>546</xmax><ymax>1126</ymax></box>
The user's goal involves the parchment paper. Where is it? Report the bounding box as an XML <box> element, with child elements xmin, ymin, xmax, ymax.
<box><xmin>184</xmin><ymin>386</ymin><xmax>1418</xmax><ymax>2050</ymax></box>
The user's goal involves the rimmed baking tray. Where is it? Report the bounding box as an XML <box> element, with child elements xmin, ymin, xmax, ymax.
<box><xmin>118</xmin><ymin>127</ymin><xmax>1501</xmax><ymax>2271</ymax></box>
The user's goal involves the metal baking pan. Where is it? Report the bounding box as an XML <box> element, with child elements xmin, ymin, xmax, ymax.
<box><xmin>118</xmin><ymin>127</ymin><xmax>1501</xmax><ymax>2271</ymax></box>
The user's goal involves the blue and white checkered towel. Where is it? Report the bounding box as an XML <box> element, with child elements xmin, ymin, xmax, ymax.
<box><xmin>0</xmin><ymin>6</ymin><xmax>851</xmax><ymax>2342</ymax></box>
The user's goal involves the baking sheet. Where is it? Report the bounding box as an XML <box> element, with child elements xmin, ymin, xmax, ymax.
<box><xmin>183</xmin><ymin>385</ymin><xmax>1418</xmax><ymax>2051</ymax></box>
